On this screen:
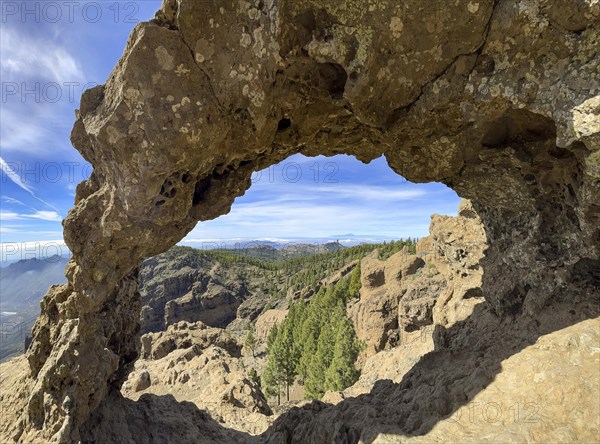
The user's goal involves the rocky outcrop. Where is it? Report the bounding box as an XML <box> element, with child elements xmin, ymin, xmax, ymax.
<box><xmin>139</xmin><ymin>252</ymin><xmax>252</xmax><ymax>332</ymax></box>
<box><xmin>349</xmin><ymin>201</ymin><xmax>486</xmax><ymax>359</ymax></box>
<box><xmin>348</xmin><ymin>251</ymin><xmax>426</xmax><ymax>357</ymax></box>
<box><xmin>121</xmin><ymin>321</ymin><xmax>272</xmax><ymax>435</ymax></box>
<box><xmin>14</xmin><ymin>0</ymin><xmax>600</xmax><ymax>440</ymax></box>
<box><xmin>288</xmin><ymin>260</ymin><xmax>359</xmax><ymax>302</ymax></box>
<box><xmin>254</xmin><ymin>309</ymin><xmax>288</xmax><ymax>343</ymax></box>
<box><xmin>319</xmin><ymin>260</ymin><xmax>358</xmax><ymax>288</ymax></box>
<box><xmin>428</xmin><ymin>200</ymin><xmax>490</xmax><ymax>329</ymax></box>
<box><xmin>139</xmin><ymin>321</ymin><xmax>241</xmax><ymax>360</ymax></box>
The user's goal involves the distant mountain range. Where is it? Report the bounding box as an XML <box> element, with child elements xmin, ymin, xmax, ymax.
<box><xmin>179</xmin><ymin>234</ymin><xmax>408</xmax><ymax>251</ymax></box>
<box><xmin>0</xmin><ymin>255</ymin><xmax>69</xmax><ymax>361</ymax></box>
<box><xmin>0</xmin><ymin>236</ymin><xmax>408</xmax><ymax>268</ymax></box>
<box><xmin>0</xmin><ymin>255</ymin><xmax>68</xmax><ymax>306</ymax></box>
<box><xmin>229</xmin><ymin>241</ymin><xmax>345</xmax><ymax>262</ymax></box>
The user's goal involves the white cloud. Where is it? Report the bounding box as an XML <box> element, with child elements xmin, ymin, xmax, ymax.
<box><xmin>0</xmin><ymin>26</ymin><xmax>87</xmax><ymax>157</ymax></box>
<box><xmin>297</xmin><ymin>184</ymin><xmax>427</xmax><ymax>201</ymax></box>
<box><xmin>1</xmin><ymin>210</ymin><xmax>62</xmax><ymax>222</ymax></box>
<box><xmin>0</xmin><ymin>156</ymin><xmax>62</xmax><ymax>213</ymax></box>
<box><xmin>0</xmin><ymin>156</ymin><xmax>33</xmax><ymax>193</ymax></box>
<box><xmin>0</xmin><ymin>196</ymin><xmax>26</xmax><ymax>206</ymax></box>
<box><xmin>1</xmin><ymin>27</ymin><xmax>83</xmax><ymax>83</ymax></box>
<box><xmin>0</xmin><ymin>108</ymin><xmax>53</xmax><ymax>156</ymax></box>
<box><xmin>184</xmin><ymin>197</ymin><xmax>434</xmax><ymax>240</ymax></box>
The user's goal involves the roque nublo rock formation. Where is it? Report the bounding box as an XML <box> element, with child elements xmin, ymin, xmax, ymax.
<box><xmin>9</xmin><ymin>0</ymin><xmax>600</xmax><ymax>441</ymax></box>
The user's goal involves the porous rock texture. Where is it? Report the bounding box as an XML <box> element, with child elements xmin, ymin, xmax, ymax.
<box><xmin>8</xmin><ymin>0</ymin><xmax>599</xmax><ymax>441</ymax></box>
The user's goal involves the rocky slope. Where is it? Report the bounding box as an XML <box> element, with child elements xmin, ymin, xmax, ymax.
<box><xmin>121</xmin><ymin>321</ymin><xmax>272</xmax><ymax>435</ymax></box>
<box><xmin>4</xmin><ymin>0</ymin><xmax>599</xmax><ymax>440</ymax></box>
<box><xmin>138</xmin><ymin>244</ymin><xmax>385</xmax><ymax>334</ymax></box>
<box><xmin>139</xmin><ymin>248</ymin><xmax>271</xmax><ymax>333</ymax></box>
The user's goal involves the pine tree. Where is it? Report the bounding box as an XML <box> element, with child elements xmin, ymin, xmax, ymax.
<box><xmin>325</xmin><ymin>314</ymin><xmax>360</xmax><ymax>391</ymax></box>
<box><xmin>348</xmin><ymin>263</ymin><xmax>362</xmax><ymax>300</ymax></box>
<box><xmin>266</xmin><ymin>323</ymin><xmax>278</xmax><ymax>353</ymax></box>
<box><xmin>276</xmin><ymin>320</ymin><xmax>298</xmax><ymax>401</ymax></box>
<box><xmin>262</xmin><ymin>272</ymin><xmax>365</xmax><ymax>403</ymax></box>
<box><xmin>304</xmin><ymin>301</ymin><xmax>342</xmax><ymax>399</ymax></box>
<box><xmin>296</xmin><ymin>290</ymin><xmax>324</xmax><ymax>380</ymax></box>
<box><xmin>264</xmin><ymin>318</ymin><xmax>299</xmax><ymax>402</ymax></box>
<box><xmin>304</xmin><ymin>315</ymin><xmax>335</xmax><ymax>399</ymax></box>
<box><xmin>245</xmin><ymin>325</ymin><xmax>256</xmax><ymax>357</ymax></box>
<box><xmin>262</xmin><ymin>354</ymin><xmax>282</xmax><ymax>405</ymax></box>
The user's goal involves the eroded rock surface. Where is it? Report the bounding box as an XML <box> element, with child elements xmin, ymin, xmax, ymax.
<box><xmin>139</xmin><ymin>253</ymin><xmax>250</xmax><ymax>332</ymax></box>
<box><xmin>121</xmin><ymin>321</ymin><xmax>272</xmax><ymax>435</ymax></box>
<box><xmin>349</xmin><ymin>201</ymin><xmax>487</xmax><ymax>359</ymax></box>
<box><xmin>13</xmin><ymin>0</ymin><xmax>600</xmax><ymax>441</ymax></box>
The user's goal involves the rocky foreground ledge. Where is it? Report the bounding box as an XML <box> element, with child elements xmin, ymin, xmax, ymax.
<box><xmin>0</xmin><ymin>0</ymin><xmax>598</xmax><ymax>442</ymax></box>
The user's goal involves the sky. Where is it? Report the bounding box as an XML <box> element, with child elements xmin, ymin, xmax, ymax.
<box><xmin>0</xmin><ymin>1</ymin><xmax>461</xmax><ymax>263</ymax></box>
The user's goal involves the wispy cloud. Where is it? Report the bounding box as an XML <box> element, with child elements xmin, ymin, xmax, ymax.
<box><xmin>1</xmin><ymin>27</ymin><xmax>83</xmax><ymax>83</ymax></box>
<box><xmin>1</xmin><ymin>210</ymin><xmax>62</xmax><ymax>222</ymax></box>
<box><xmin>303</xmin><ymin>184</ymin><xmax>428</xmax><ymax>201</ymax></box>
<box><xmin>0</xmin><ymin>157</ymin><xmax>62</xmax><ymax>213</ymax></box>
<box><xmin>1</xmin><ymin>195</ymin><xmax>26</xmax><ymax>206</ymax></box>
<box><xmin>0</xmin><ymin>25</ymin><xmax>86</xmax><ymax>157</ymax></box>
<box><xmin>182</xmin><ymin>155</ymin><xmax>460</xmax><ymax>241</ymax></box>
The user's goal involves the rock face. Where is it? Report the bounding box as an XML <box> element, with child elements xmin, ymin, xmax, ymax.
<box><xmin>138</xmin><ymin>321</ymin><xmax>241</xmax><ymax>360</ymax></box>
<box><xmin>140</xmin><ymin>255</ymin><xmax>248</xmax><ymax>332</ymax></box>
<box><xmin>16</xmin><ymin>0</ymin><xmax>600</xmax><ymax>441</ymax></box>
<box><xmin>120</xmin><ymin>321</ymin><xmax>272</xmax><ymax>435</ymax></box>
<box><xmin>349</xmin><ymin>203</ymin><xmax>487</xmax><ymax>359</ymax></box>
<box><xmin>348</xmin><ymin>251</ymin><xmax>428</xmax><ymax>357</ymax></box>
<box><xmin>254</xmin><ymin>309</ymin><xmax>288</xmax><ymax>343</ymax></box>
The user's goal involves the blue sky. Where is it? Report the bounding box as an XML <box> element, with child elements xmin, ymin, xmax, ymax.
<box><xmin>0</xmin><ymin>1</ymin><xmax>460</xmax><ymax>261</ymax></box>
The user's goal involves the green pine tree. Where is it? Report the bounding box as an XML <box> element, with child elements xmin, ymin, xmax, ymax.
<box><xmin>296</xmin><ymin>290</ymin><xmax>324</xmax><ymax>381</ymax></box>
<box><xmin>304</xmin><ymin>303</ymin><xmax>340</xmax><ymax>399</ymax></box>
<box><xmin>325</xmin><ymin>315</ymin><xmax>360</xmax><ymax>391</ymax></box>
<box><xmin>262</xmin><ymin>354</ymin><xmax>282</xmax><ymax>405</ymax></box>
<box><xmin>244</xmin><ymin>325</ymin><xmax>256</xmax><ymax>357</ymax></box>
<box><xmin>280</xmin><ymin>321</ymin><xmax>299</xmax><ymax>401</ymax></box>
<box><xmin>348</xmin><ymin>263</ymin><xmax>362</xmax><ymax>299</ymax></box>
<box><xmin>266</xmin><ymin>323</ymin><xmax>278</xmax><ymax>353</ymax></box>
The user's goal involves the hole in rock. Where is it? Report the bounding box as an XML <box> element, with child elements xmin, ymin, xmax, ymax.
<box><xmin>122</xmin><ymin>154</ymin><xmax>480</xmax><ymax>436</ymax></box>
<box><xmin>317</xmin><ymin>63</ymin><xmax>348</xmax><ymax>99</ymax></box>
<box><xmin>277</xmin><ymin>118</ymin><xmax>292</xmax><ymax>132</ymax></box>
<box><xmin>482</xmin><ymin>108</ymin><xmax>556</xmax><ymax>148</ymax></box>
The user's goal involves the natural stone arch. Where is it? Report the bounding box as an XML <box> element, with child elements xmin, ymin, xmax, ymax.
<box><xmin>22</xmin><ymin>0</ymin><xmax>598</xmax><ymax>441</ymax></box>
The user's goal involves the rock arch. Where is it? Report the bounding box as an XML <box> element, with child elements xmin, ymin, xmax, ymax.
<box><xmin>23</xmin><ymin>0</ymin><xmax>599</xmax><ymax>441</ymax></box>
